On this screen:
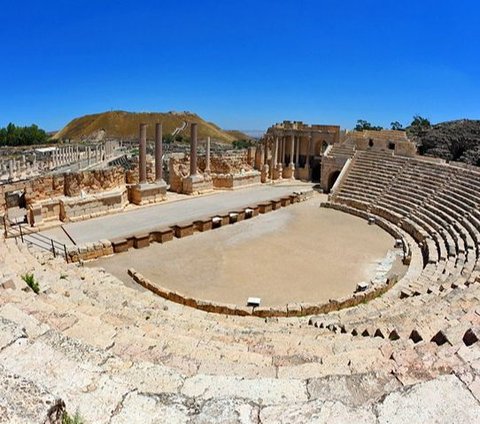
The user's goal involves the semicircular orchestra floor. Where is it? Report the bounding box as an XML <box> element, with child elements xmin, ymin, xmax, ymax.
<box><xmin>91</xmin><ymin>194</ymin><xmax>407</xmax><ymax>308</ymax></box>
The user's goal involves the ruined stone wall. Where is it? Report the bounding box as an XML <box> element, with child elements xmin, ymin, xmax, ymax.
<box><xmin>168</xmin><ymin>152</ymin><xmax>257</xmax><ymax>193</ymax></box>
<box><xmin>1</xmin><ymin>167</ymin><xmax>127</xmax><ymax>214</ymax></box>
<box><xmin>126</xmin><ymin>159</ymin><xmax>155</xmax><ymax>184</ymax></box>
<box><xmin>63</xmin><ymin>168</ymin><xmax>125</xmax><ymax>197</ymax></box>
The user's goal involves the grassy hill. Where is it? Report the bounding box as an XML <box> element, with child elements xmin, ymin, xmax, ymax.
<box><xmin>54</xmin><ymin>110</ymin><xmax>248</xmax><ymax>143</ymax></box>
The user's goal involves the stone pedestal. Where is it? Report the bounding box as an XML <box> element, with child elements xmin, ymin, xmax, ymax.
<box><xmin>273</xmin><ymin>164</ymin><xmax>283</xmax><ymax>180</ymax></box>
<box><xmin>261</xmin><ymin>164</ymin><xmax>270</xmax><ymax>183</ymax></box>
<box><xmin>182</xmin><ymin>173</ymin><xmax>213</xmax><ymax>195</ymax></box>
<box><xmin>129</xmin><ymin>181</ymin><xmax>167</xmax><ymax>205</ymax></box>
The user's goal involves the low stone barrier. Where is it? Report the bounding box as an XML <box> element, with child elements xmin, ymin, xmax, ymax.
<box><xmin>66</xmin><ymin>191</ymin><xmax>308</xmax><ymax>262</ymax></box>
<box><xmin>127</xmin><ymin>268</ymin><xmax>397</xmax><ymax>318</ymax></box>
<box><xmin>66</xmin><ymin>239</ymin><xmax>114</xmax><ymax>263</ymax></box>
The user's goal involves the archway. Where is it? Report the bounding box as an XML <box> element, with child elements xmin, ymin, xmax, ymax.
<box><xmin>321</xmin><ymin>141</ymin><xmax>329</xmax><ymax>153</ymax></box>
<box><xmin>311</xmin><ymin>161</ymin><xmax>321</xmax><ymax>182</ymax></box>
<box><xmin>327</xmin><ymin>170</ymin><xmax>341</xmax><ymax>192</ymax></box>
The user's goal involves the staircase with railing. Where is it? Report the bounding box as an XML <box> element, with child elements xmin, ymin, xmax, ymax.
<box><xmin>2</xmin><ymin>218</ymin><xmax>68</xmax><ymax>261</ymax></box>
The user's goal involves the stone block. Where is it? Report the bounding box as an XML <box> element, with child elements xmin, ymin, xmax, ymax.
<box><xmin>172</xmin><ymin>222</ymin><xmax>194</xmax><ymax>238</ymax></box>
<box><xmin>111</xmin><ymin>237</ymin><xmax>129</xmax><ymax>253</ymax></box>
<box><xmin>133</xmin><ymin>233</ymin><xmax>150</xmax><ymax>249</ymax></box>
<box><xmin>258</xmin><ymin>202</ymin><xmax>273</xmax><ymax>214</ymax></box>
<box><xmin>128</xmin><ymin>182</ymin><xmax>167</xmax><ymax>205</ymax></box>
<box><xmin>151</xmin><ymin>227</ymin><xmax>174</xmax><ymax>243</ymax></box>
<box><xmin>271</xmin><ymin>199</ymin><xmax>282</xmax><ymax>210</ymax></box>
<box><xmin>194</xmin><ymin>217</ymin><xmax>213</xmax><ymax>232</ymax></box>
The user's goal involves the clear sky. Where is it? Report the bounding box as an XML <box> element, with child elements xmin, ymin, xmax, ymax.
<box><xmin>1</xmin><ymin>0</ymin><xmax>479</xmax><ymax>132</ymax></box>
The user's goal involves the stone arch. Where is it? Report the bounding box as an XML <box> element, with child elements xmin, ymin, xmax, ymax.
<box><xmin>322</xmin><ymin>141</ymin><xmax>329</xmax><ymax>153</ymax></box>
<box><xmin>327</xmin><ymin>170</ymin><xmax>341</xmax><ymax>192</ymax></box>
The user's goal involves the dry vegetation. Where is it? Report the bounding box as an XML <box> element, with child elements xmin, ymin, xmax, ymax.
<box><xmin>55</xmin><ymin>110</ymin><xmax>250</xmax><ymax>143</ymax></box>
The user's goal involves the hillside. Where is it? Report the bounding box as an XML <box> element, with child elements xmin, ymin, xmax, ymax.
<box><xmin>415</xmin><ymin>119</ymin><xmax>480</xmax><ymax>166</ymax></box>
<box><xmin>225</xmin><ymin>130</ymin><xmax>252</xmax><ymax>140</ymax></box>
<box><xmin>54</xmin><ymin>110</ymin><xmax>247</xmax><ymax>144</ymax></box>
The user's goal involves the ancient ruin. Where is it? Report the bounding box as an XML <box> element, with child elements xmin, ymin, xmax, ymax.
<box><xmin>1</xmin><ymin>119</ymin><xmax>480</xmax><ymax>423</ymax></box>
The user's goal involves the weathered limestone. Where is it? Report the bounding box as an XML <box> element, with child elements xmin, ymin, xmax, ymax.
<box><xmin>139</xmin><ymin>123</ymin><xmax>147</xmax><ymax>184</ymax></box>
<box><xmin>190</xmin><ymin>122</ymin><xmax>198</xmax><ymax>176</ymax></box>
<box><xmin>128</xmin><ymin>123</ymin><xmax>167</xmax><ymax>205</ymax></box>
<box><xmin>205</xmin><ymin>136</ymin><xmax>211</xmax><ymax>174</ymax></box>
<box><xmin>182</xmin><ymin>123</ymin><xmax>213</xmax><ymax>195</ymax></box>
<box><xmin>154</xmin><ymin>123</ymin><xmax>164</xmax><ymax>183</ymax></box>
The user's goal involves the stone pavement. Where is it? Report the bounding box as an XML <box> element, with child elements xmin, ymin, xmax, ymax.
<box><xmin>40</xmin><ymin>182</ymin><xmax>313</xmax><ymax>246</ymax></box>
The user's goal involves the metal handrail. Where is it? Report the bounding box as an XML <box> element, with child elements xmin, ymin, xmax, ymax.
<box><xmin>3</xmin><ymin>217</ymin><xmax>68</xmax><ymax>261</ymax></box>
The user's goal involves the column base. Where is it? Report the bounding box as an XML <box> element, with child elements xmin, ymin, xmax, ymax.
<box><xmin>261</xmin><ymin>164</ymin><xmax>270</xmax><ymax>183</ymax></box>
<box><xmin>273</xmin><ymin>164</ymin><xmax>283</xmax><ymax>180</ymax></box>
<box><xmin>129</xmin><ymin>182</ymin><xmax>167</xmax><ymax>205</ymax></box>
<box><xmin>183</xmin><ymin>174</ymin><xmax>213</xmax><ymax>195</ymax></box>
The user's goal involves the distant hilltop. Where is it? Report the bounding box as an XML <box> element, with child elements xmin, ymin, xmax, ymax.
<box><xmin>54</xmin><ymin>110</ymin><xmax>251</xmax><ymax>143</ymax></box>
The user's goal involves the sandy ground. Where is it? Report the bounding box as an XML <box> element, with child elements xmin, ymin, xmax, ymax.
<box><xmin>91</xmin><ymin>195</ymin><xmax>406</xmax><ymax>307</ymax></box>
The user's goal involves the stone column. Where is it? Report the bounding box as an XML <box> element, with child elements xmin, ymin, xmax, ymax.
<box><xmin>295</xmin><ymin>136</ymin><xmax>300</xmax><ymax>167</ymax></box>
<box><xmin>139</xmin><ymin>123</ymin><xmax>147</xmax><ymax>184</ymax></box>
<box><xmin>155</xmin><ymin>123</ymin><xmax>163</xmax><ymax>181</ymax></box>
<box><xmin>306</xmin><ymin>134</ymin><xmax>312</xmax><ymax>170</ymax></box>
<box><xmin>190</xmin><ymin>122</ymin><xmax>198</xmax><ymax>176</ymax></box>
<box><xmin>8</xmin><ymin>160</ymin><xmax>13</xmax><ymax>179</ymax></box>
<box><xmin>289</xmin><ymin>134</ymin><xmax>295</xmax><ymax>167</ymax></box>
<box><xmin>271</xmin><ymin>136</ymin><xmax>279</xmax><ymax>179</ymax></box>
<box><xmin>264</xmin><ymin>139</ymin><xmax>269</xmax><ymax>165</ymax></box>
<box><xmin>205</xmin><ymin>136</ymin><xmax>211</xmax><ymax>174</ymax></box>
<box><xmin>87</xmin><ymin>146</ymin><xmax>91</xmax><ymax>166</ymax></box>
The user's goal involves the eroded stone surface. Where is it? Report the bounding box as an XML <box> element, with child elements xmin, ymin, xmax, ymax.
<box><xmin>376</xmin><ymin>375</ymin><xmax>480</xmax><ymax>424</ymax></box>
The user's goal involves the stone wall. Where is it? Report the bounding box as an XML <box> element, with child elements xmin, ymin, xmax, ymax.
<box><xmin>168</xmin><ymin>151</ymin><xmax>258</xmax><ymax>193</ymax></box>
<box><xmin>63</xmin><ymin>168</ymin><xmax>125</xmax><ymax>197</ymax></box>
<box><xmin>125</xmin><ymin>158</ymin><xmax>156</xmax><ymax>185</ymax></box>
<box><xmin>1</xmin><ymin>166</ymin><xmax>127</xmax><ymax>214</ymax></box>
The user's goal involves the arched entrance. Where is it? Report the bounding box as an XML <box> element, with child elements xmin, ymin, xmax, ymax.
<box><xmin>311</xmin><ymin>162</ymin><xmax>321</xmax><ymax>182</ymax></box>
<box><xmin>327</xmin><ymin>170</ymin><xmax>341</xmax><ymax>192</ymax></box>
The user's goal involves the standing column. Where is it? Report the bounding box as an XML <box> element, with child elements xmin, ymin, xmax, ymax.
<box><xmin>139</xmin><ymin>123</ymin><xmax>147</xmax><ymax>184</ymax></box>
<box><xmin>264</xmin><ymin>139</ymin><xmax>269</xmax><ymax>165</ymax></box>
<box><xmin>190</xmin><ymin>123</ymin><xmax>198</xmax><ymax>176</ymax></box>
<box><xmin>289</xmin><ymin>134</ymin><xmax>295</xmax><ymax>167</ymax></box>
<box><xmin>205</xmin><ymin>136</ymin><xmax>211</xmax><ymax>174</ymax></box>
<box><xmin>305</xmin><ymin>134</ymin><xmax>312</xmax><ymax>170</ymax></box>
<box><xmin>154</xmin><ymin>123</ymin><xmax>163</xmax><ymax>181</ymax></box>
<box><xmin>8</xmin><ymin>159</ymin><xmax>14</xmax><ymax>179</ymax></box>
<box><xmin>272</xmin><ymin>136</ymin><xmax>279</xmax><ymax>179</ymax></box>
<box><xmin>295</xmin><ymin>136</ymin><xmax>300</xmax><ymax>167</ymax></box>
<box><xmin>87</xmin><ymin>146</ymin><xmax>91</xmax><ymax>166</ymax></box>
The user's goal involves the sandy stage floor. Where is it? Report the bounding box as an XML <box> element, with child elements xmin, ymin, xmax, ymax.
<box><xmin>91</xmin><ymin>195</ymin><xmax>406</xmax><ymax>307</ymax></box>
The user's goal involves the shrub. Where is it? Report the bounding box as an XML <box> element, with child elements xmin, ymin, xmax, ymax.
<box><xmin>21</xmin><ymin>273</ymin><xmax>40</xmax><ymax>294</ymax></box>
<box><xmin>62</xmin><ymin>410</ymin><xmax>86</xmax><ymax>424</ymax></box>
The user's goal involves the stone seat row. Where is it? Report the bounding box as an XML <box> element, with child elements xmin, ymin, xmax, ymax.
<box><xmin>3</xmin><ymin>221</ymin><xmax>480</xmax><ymax>420</ymax></box>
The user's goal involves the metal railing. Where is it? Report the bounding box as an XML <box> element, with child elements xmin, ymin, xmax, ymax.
<box><xmin>3</xmin><ymin>217</ymin><xmax>68</xmax><ymax>261</ymax></box>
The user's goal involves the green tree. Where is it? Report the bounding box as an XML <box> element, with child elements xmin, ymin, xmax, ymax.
<box><xmin>408</xmin><ymin>115</ymin><xmax>431</xmax><ymax>138</ymax></box>
<box><xmin>390</xmin><ymin>121</ymin><xmax>404</xmax><ymax>131</ymax></box>
<box><xmin>0</xmin><ymin>123</ymin><xmax>49</xmax><ymax>146</ymax></box>
<box><xmin>232</xmin><ymin>139</ymin><xmax>254</xmax><ymax>149</ymax></box>
<box><xmin>354</xmin><ymin>120</ymin><xmax>383</xmax><ymax>131</ymax></box>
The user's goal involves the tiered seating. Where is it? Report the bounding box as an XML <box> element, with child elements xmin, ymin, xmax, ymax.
<box><xmin>1</xmin><ymin>235</ymin><xmax>480</xmax><ymax>421</ymax></box>
<box><xmin>331</xmin><ymin>150</ymin><xmax>480</xmax><ymax>298</ymax></box>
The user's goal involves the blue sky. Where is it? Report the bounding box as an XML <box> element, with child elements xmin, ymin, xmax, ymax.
<box><xmin>0</xmin><ymin>0</ymin><xmax>479</xmax><ymax>132</ymax></box>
